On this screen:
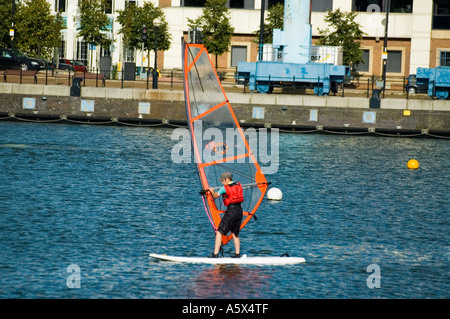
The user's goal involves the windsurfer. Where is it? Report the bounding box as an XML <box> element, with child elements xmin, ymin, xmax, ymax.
<box><xmin>208</xmin><ymin>172</ymin><xmax>244</xmax><ymax>258</ymax></box>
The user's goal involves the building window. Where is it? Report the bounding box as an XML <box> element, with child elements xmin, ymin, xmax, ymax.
<box><xmin>106</xmin><ymin>17</ymin><xmax>113</xmax><ymax>32</ymax></box>
<box><xmin>354</xmin><ymin>0</ymin><xmax>383</xmax><ymax>12</ymax></box>
<box><xmin>60</xmin><ymin>40</ymin><xmax>66</xmax><ymax>59</ymax></box>
<box><xmin>386</xmin><ymin>50</ymin><xmax>402</xmax><ymax>73</ymax></box>
<box><xmin>432</xmin><ymin>0</ymin><xmax>450</xmax><ymax>30</ymax></box>
<box><xmin>55</xmin><ymin>0</ymin><xmax>66</xmax><ymax>12</ymax></box>
<box><xmin>434</xmin><ymin>0</ymin><xmax>450</xmax><ymax>14</ymax></box>
<box><xmin>125</xmin><ymin>0</ymin><xmax>137</xmax><ymax>8</ymax></box>
<box><xmin>230</xmin><ymin>0</ymin><xmax>245</xmax><ymax>9</ymax></box>
<box><xmin>354</xmin><ymin>49</ymin><xmax>370</xmax><ymax>72</ymax></box>
<box><xmin>439</xmin><ymin>50</ymin><xmax>450</xmax><ymax>66</ymax></box>
<box><xmin>312</xmin><ymin>0</ymin><xmax>333</xmax><ymax>12</ymax></box>
<box><xmin>105</xmin><ymin>0</ymin><xmax>113</xmax><ymax>14</ymax></box>
<box><xmin>182</xmin><ymin>0</ymin><xmax>254</xmax><ymax>8</ymax></box>
<box><xmin>76</xmin><ymin>41</ymin><xmax>88</xmax><ymax>64</ymax></box>
<box><xmin>353</xmin><ymin>0</ymin><xmax>412</xmax><ymax>13</ymax></box>
<box><xmin>390</xmin><ymin>0</ymin><xmax>413</xmax><ymax>13</ymax></box>
<box><xmin>181</xmin><ymin>0</ymin><xmax>206</xmax><ymax>6</ymax></box>
<box><xmin>123</xmin><ymin>46</ymin><xmax>135</xmax><ymax>62</ymax></box>
<box><xmin>101</xmin><ymin>46</ymin><xmax>111</xmax><ymax>57</ymax></box>
<box><xmin>268</xmin><ymin>0</ymin><xmax>283</xmax><ymax>9</ymax></box>
<box><xmin>231</xmin><ymin>45</ymin><xmax>247</xmax><ymax>67</ymax></box>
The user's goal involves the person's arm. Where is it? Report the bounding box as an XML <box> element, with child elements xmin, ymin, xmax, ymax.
<box><xmin>209</xmin><ymin>186</ymin><xmax>225</xmax><ymax>199</ymax></box>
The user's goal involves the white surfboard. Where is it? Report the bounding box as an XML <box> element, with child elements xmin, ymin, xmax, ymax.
<box><xmin>150</xmin><ymin>253</ymin><xmax>305</xmax><ymax>265</ymax></box>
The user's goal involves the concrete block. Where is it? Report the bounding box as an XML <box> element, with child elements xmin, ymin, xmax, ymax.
<box><xmin>348</xmin><ymin>97</ymin><xmax>369</xmax><ymax>109</ymax></box>
<box><xmin>381</xmin><ymin>98</ymin><xmax>407</xmax><ymax>110</ymax></box>
<box><xmin>406</xmin><ymin>99</ymin><xmax>432</xmax><ymax>111</ymax></box>
<box><xmin>433</xmin><ymin>100</ymin><xmax>450</xmax><ymax>111</ymax></box>
<box><xmin>43</xmin><ymin>85</ymin><xmax>70</xmax><ymax>96</ymax></box>
<box><xmin>81</xmin><ymin>87</ymin><xmax>106</xmax><ymax>98</ymax></box>
<box><xmin>303</xmin><ymin>95</ymin><xmax>326</xmax><ymax>107</ymax></box>
<box><xmin>276</xmin><ymin>94</ymin><xmax>303</xmax><ymax>106</ymax></box>
<box><xmin>148</xmin><ymin>89</ymin><xmax>183</xmax><ymax>102</ymax></box>
<box><xmin>131</xmin><ymin>89</ymin><xmax>146</xmax><ymax>100</ymax></box>
<box><xmin>104</xmin><ymin>87</ymin><xmax>133</xmax><ymax>99</ymax></box>
<box><xmin>228</xmin><ymin>92</ymin><xmax>252</xmax><ymax>105</ymax></box>
<box><xmin>0</xmin><ymin>83</ymin><xmax>13</xmax><ymax>94</ymax></box>
<box><xmin>12</xmin><ymin>84</ymin><xmax>44</xmax><ymax>95</ymax></box>
<box><xmin>326</xmin><ymin>96</ymin><xmax>349</xmax><ymax>108</ymax></box>
<box><xmin>249</xmin><ymin>93</ymin><xmax>277</xmax><ymax>105</ymax></box>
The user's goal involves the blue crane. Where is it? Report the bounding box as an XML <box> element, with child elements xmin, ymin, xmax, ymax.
<box><xmin>236</xmin><ymin>0</ymin><xmax>350</xmax><ymax>95</ymax></box>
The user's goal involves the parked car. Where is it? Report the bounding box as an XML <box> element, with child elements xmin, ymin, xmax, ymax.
<box><xmin>404</xmin><ymin>74</ymin><xmax>427</xmax><ymax>94</ymax></box>
<box><xmin>41</xmin><ymin>58</ymin><xmax>56</xmax><ymax>70</ymax></box>
<box><xmin>58</xmin><ymin>60</ymin><xmax>75</xmax><ymax>72</ymax></box>
<box><xmin>0</xmin><ymin>48</ymin><xmax>46</xmax><ymax>71</ymax></box>
<box><xmin>59</xmin><ymin>59</ymin><xmax>87</xmax><ymax>72</ymax></box>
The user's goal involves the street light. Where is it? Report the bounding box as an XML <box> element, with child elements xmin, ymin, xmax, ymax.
<box><xmin>11</xmin><ymin>0</ymin><xmax>15</xmax><ymax>50</ymax></box>
<box><xmin>141</xmin><ymin>25</ymin><xmax>148</xmax><ymax>75</ymax></box>
<box><xmin>152</xmin><ymin>17</ymin><xmax>161</xmax><ymax>89</ymax></box>
<box><xmin>381</xmin><ymin>0</ymin><xmax>390</xmax><ymax>98</ymax></box>
<box><xmin>258</xmin><ymin>0</ymin><xmax>266</xmax><ymax>62</ymax></box>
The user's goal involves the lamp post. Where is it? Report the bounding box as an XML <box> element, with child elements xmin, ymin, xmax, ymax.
<box><xmin>258</xmin><ymin>0</ymin><xmax>265</xmax><ymax>62</ymax></box>
<box><xmin>11</xmin><ymin>0</ymin><xmax>15</xmax><ymax>50</ymax></box>
<box><xmin>152</xmin><ymin>18</ymin><xmax>161</xmax><ymax>89</ymax></box>
<box><xmin>141</xmin><ymin>25</ymin><xmax>148</xmax><ymax>75</ymax></box>
<box><xmin>381</xmin><ymin>0</ymin><xmax>390</xmax><ymax>98</ymax></box>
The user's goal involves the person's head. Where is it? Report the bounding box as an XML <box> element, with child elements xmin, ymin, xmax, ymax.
<box><xmin>220</xmin><ymin>171</ymin><xmax>233</xmax><ymax>184</ymax></box>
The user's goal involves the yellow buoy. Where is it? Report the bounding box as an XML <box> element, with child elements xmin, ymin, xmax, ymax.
<box><xmin>407</xmin><ymin>159</ymin><xmax>419</xmax><ymax>170</ymax></box>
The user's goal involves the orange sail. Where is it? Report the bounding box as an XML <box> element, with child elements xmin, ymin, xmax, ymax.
<box><xmin>182</xmin><ymin>40</ymin><xmax>269</xmax><ymax>245</ymax></box>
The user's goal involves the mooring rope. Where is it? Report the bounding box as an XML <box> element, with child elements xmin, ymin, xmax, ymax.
<box><xmin>1</xmin><ymin>113</ymin><xmax>449</xmax><ymax>139</ymax></box>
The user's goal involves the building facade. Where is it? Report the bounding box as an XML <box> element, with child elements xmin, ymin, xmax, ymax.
<box><xmin>51</xmin><ymin>0</ymin><xmax>449</xmax><ymax>76</ymax></box>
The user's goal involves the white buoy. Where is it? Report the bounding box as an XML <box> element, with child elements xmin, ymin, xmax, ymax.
<box><xmin>267</xmin><ymin>187</ymin><xmax>282</xmax><ymax>201</ymax></box>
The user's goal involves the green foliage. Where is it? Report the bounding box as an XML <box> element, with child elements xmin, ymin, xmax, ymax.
<box><xmin>317</xmin><ymin>9</ymin><xmax>365</xmax><ymax>67</ymax></box>
<box><xmin>253</xmin><ymin>3</ymin><xmax>284</xmax><ymax>44</ymax></box>
<box><xmin>187</xmin><ymin>0</ymin><xmax>234</xmax><ymax>58</ymax></box>
<box><xmin>116</xmin><ymin>2</ymin><xmax>171</xmax><ymax>52</ymax></box>
<box><xmin>0</xmin><ymin>0</ymin><xmax>19</xmax><ymax>48</ymax></box>
<box><xmin>77</xmin><ymin>0</ymin><xmax>111</xmax><ymax>47</ymax></box>
<box><xmin>0</xmin><ymin>0</ymin><xmax>62</xmax><ymax>58</ymax></box>
<box><xmin>15</xmin><ymin>0</ymin><xmax>63</xmax><ymax>58</ymax></box>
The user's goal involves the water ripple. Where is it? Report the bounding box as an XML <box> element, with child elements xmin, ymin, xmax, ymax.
<box><xmin>0</xmin><ymin>122</ymin><xmax>448</xmax><ymax>298</ymax></box>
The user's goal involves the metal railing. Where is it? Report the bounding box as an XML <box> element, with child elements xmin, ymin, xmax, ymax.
<box><xmin>0</xmin><ymin>67</ymin><xmax>434</xmax><ymax>100</ymax></box>
<box><xmin>1</xmin><ymin>67</ymin><xmax>185</xmax><ymax>91</ymax></box>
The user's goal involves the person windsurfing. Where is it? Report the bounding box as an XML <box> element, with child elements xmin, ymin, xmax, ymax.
<box><xmin>208</xmin><ymin>172</ymin><xmax>244</xmax><ymax>258</ymax></box>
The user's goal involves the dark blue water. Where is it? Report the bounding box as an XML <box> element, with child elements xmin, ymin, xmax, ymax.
<box><xmin>0</xmin><ymin>122</ymin><xmax>448</xmax><ymax>299</ymax></box>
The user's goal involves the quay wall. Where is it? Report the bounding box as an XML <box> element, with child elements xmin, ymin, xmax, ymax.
<box><xmin>0</xmin><ymin>83</ymin><xmax>449</xmax><ymax>136</ymax></box>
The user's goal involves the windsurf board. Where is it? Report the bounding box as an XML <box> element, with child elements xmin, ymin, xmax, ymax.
<box><xmin>150</xmin><ymin>253</ymin><xmax>305</xmax><ymax>265</ymax></box>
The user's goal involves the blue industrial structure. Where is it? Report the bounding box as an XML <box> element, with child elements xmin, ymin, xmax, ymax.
<box><xmin>416</xmin><ymin>66</ymin><xmax>450</xmax><ymax>100</ymax></box>
<box><xmin>236</xmin><ymin>0</ymin><xmax>350</xmax><ymax>95</ymax></box>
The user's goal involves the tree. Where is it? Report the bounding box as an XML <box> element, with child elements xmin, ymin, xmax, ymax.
<box><xmin>15</xmin><ymin>0</ymin><xmax>63</xmax><ymax>58</ymax></box>
<box><xmin>77</xmin><ymin>0</ymin><xmax>112</xmax><ymax>69</ymax></box>
<box><xmin>317</xmin><ymin>9</ymin><xmax>365</xmax><ymax>68</ymax></box>
<box><xmin>253</xmin><ymin>3</ymin><xmax>284</xmax><ymax>44</ymax></box>
<box><xmin>77</xmin><ymin>0</ymin><xmax>111</xmax><ymax>47</ymax></box>
<box><xmin>188</xmin><ymin>0</ymin><xmax>234</xmax><ymax>68</ymax></box>
<box><xmin>0</xmin><ymin>0</ymin><xmax>20</xmax><ymax>48</ymax></box>
<box><xmin>116</xmin><ymin>2</ymin><xmax>171</xmax><ymax>63</ymax></box>
<box><xmin>116</xmin><ymin>3</ymin><xmax>138</xmax><ymax>51</ymax></box>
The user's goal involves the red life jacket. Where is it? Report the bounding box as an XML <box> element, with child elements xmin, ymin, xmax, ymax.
<box><xmin>223</xmin><ymin>182</ymin><xmax>244</xmax><ymax>206</ymax></box>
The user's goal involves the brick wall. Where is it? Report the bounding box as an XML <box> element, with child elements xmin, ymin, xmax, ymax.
<box><xmin>159</xmin><ymin>0</ymin><xmax>171</xmax><ymax>8</ymax></box>
<box><xmin>312</xmin><ymin>37</ymin><xmax>411</xmax><ymax>77</ymax></box>
<box><xmin>430</xmin><ymin>38</ymin><xmax>450</xmax><ymax>68</ymax></box>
